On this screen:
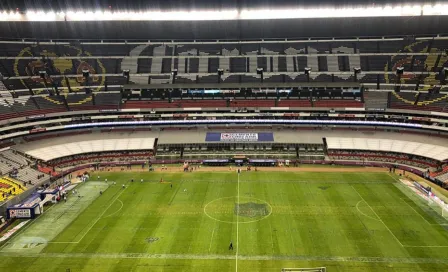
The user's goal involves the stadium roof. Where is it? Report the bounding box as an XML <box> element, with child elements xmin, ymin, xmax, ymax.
<box><xmin>0</xmin><ymin>1</ymin><xmax>446</xmax><ymax>40</ymax></box>
<box><xmin>1</xmin><ymin>1</ymin><xmax>441</xmax><ymax>11</ymax></box>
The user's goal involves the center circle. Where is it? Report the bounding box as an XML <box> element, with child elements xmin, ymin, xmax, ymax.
<box><xmin>204</xmin><ymin>196</ymin><xmax>272</xmax><ymax>224</ymax></box>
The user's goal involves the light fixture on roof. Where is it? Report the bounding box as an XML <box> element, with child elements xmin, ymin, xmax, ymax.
<box><xmin>123</xmin><ymin>69</ymin><xmax>130</xmax><ymax>84</ymax></box>
<box><xmin>82</xmin><ymin>69</ymin><xmax>90</xmax><ymax>78</ymax></box>
<box><xmin>39</xmin><ymin>70</ymin><xmax>47</xmax><ymax>79</ymax></box>
<box><xmin>304</xmin><ymin>67</ymin><xmax>311</xmax><ymax>75</ymax></box>
<box><xmin>171</xmin><ymin>69</ymin><xmax>178</xmax><ymax>84</ymax></box>
<box><xmin>441</xmin><ymin>67</ymin><xmax>448</xmax><ymax>85</ymax></box>
<box><xmin>304</xmin><ymin>67</ymin><xmax>311</xmax><ymax>82</ymax></box>
<box><xmin>353</xmin><ymin>67</ymin><xmax>361</xmax><ymax>82</ymax></box>
<box><xmin>256</xmin><ymin>67</ymin><xmax>264</xmax><ymax>83</ymax></box>
<box><xmin>217</xmin><ymin>68</ymin><xmax>224</xmax><ymax>83</ymax></box>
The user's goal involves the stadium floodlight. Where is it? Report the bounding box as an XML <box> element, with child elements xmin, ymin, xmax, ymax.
<box><xmin>304</xmin><ymin>67</ymin><xmax>311</xmax><ymax>82</ymax></box>
<box><xmin>353</xmin><ymin>67</ymin><xmax>362</xmax><ymax>82</ymax></box>
<box><xmin>123</xmin><ymin>70</ymin><xmax>130</xmax><ymax>84</ymax></box>
<box><xmin>396</xmin><ymin>67</ymin><xmax>404</xmax><ymax>75</ymax></box>
<box><xmin>441</xmin><ymin>67</ymin><xmax>448</xmax><ymax>85</ymax></box>
<box><xmin>171</xmin><ymin>69</ymin><xmax>178</xmax><ymax>84</ymax></box>
<box><xmin>256</xmin><ymin>68</ymin><xmax>264</xmax><ymax>83</ymax></box>
<box><xmin>443</xmin><ymin>67</ymin><xmax>448</xmax><ymax>76</ymax></box>
<box><xmin>217</xmin><ymin>68</ymin><xmax>224</xmax><ymax>83</ymax></box>
<box><xmin>82</xmin><ymin>69</ymin><xmax>90</xmax><ymax>78</ymax></box>
<box><xmin>39</xmin><ymin>70</ymin><xmax>47</xmax><ymax>79</ymax></box>
<box><xmin>0</xmin><ymin>5</ymin><xmax>447</xmax><ymax>22</ymax></box>
<box><xmin>122</xmin><ymin>70</ymin><xmax>130</xmax><ymax>77</ymax></box>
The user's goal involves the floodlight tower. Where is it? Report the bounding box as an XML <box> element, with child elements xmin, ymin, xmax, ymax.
<box><xmin>304</xmin><ymin>67</ymin><xmax>311</xmax><ymax>82</ymax></box>
<box><xmin>394</xmin><ymin>67</ymin><xmax>404</xmax><ymax>92</ymax></box>
<box><xmin>82</xmin><ymin>69</ymin><xmax>90</xmax><ymax>93</ymax></box>
<box><xmin>441</xmin><ymin>67</ymin><xmax>448</xmax><ymax>85</ymax></box>
<box><xmin>256</xmin><ymin>68</ymin><xmax>264</xmax><ymax>83</ymax></box>
<box><xmin>39</xmin><ymin>70</ymin><xmax>50</xmax><ymax>94</ymax></box>
<box><xmin>353</xmin><ymin>67</ymin><xmax>361</xmax><ymax>82</ymax></box>
<box><xmin>217</xmin><ymin>68</ymin><xmax>224</xmax><ymax>83</ymax></box>
<box><xmin>123</xmin><ymin>69</ymin><xmax>130</xmax><ymax>84</ymax></box>
<box><xmin>171</xmin><ymin>69</ymin><xmax>178</xmax><ymax>84</ymax></box>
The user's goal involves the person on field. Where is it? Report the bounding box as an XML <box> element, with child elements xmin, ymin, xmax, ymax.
<box><xmin>229</xmin><ymin>241</ymin><xmax>233</xmax><ymax>250</ymax></box>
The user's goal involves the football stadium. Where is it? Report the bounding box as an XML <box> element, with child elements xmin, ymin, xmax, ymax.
<box><xmin>0</xmin><ymin>0</ymin><xmax>448</xmax><ymax>271</ymax></box>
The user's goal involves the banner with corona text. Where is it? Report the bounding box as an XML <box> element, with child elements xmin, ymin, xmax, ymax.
<box><xmin>205</xmin><ymin>132</ymin><xmax>274</xmax><ymax>142</ymax></box>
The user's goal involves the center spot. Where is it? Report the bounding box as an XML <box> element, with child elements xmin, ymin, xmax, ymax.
<box><xmin>204</xmin><ymin>196</ymin><xmax>272</xmax><ymax>224</ymax></box>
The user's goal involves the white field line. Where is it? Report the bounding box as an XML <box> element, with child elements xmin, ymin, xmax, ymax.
<box><xmin>2</xmin><ymin>251</ymin><xmax>448</xmax><ymax>264</ymax></box>
<box><xmin>350</xmin><ymin>185</ymin><xmax>404</xmax><ymax>247</ymax></box>
<box><xmin>48</xmin><ymin>186</ymin><xmax>127</xmax><ymax>244</ymax></box>
<box><xmin>355</xmin><ymin>200</ymin><xmax>382</xmax><ymax>222</ymax></box>
<box><xmin>209</xmin><ymin>227</ymin><xmax>215</xmax><ymax>252</ymax></box>
<box><xmin>236</xmin><ymin>173</ymin><xmax>240</xmax><ymax>272</ymax></box>
<box><xmin>103</xmin><ymin>199</ymin><xmax>124</xmax><ymax>219</ymax></box>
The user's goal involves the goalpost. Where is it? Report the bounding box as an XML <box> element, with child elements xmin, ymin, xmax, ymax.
<box><xmin>282</xmin><ymin>268</ymin><xmax>326</xmax><ymax>272</ymax></box>
<box><xmin>427</xmin><ymin>195</ymin><xmax>448</xmax><ymax>219</ymax></box>
<box><xmin>413</xmin><ymin>182</ymin><xmax>448</xmax><ymax>220</ymax></box>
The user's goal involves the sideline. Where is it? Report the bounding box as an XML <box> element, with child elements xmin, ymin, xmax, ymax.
<box><xmin>1</xmin><ymin>251</ymin><xmax>448</xmax><ymax>264</ymax></box>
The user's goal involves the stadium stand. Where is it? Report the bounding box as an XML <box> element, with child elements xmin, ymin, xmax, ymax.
<box><xmin>328</xmin><ymin>150</ymin><xmax>439</xmax><ymax>169</ymax></box>
<box><xmin>45</xmin><ymin>151</ymin><xmax>153</xmax><ymax>169</ymax></box>
<box><xmin>364</xmin><ymin>91</ymin><xmax>389</xmax><ymax>109</ymax></box>
<box><xmin>16</xmin><ymin>133</ymin><xmax>156</xmax><ymax>161</ymax></box>
<box><xmin>313</xmin><ymin>99</ymin><xmax>363</xmax><ymax>108</ymax></box>
<box><xmin>66</xmin><ymin>93</ymin><xmax>95</xmax><ymax>111</ymax></box>
<box><xmin>0</xmin><ymin>36</ymin><xmax>446</xmax><ymax>91</ymax></box>
<box><xmin>0</xmin><ymin>177</ymin><xmax>24</xmax><ymax>202</ymax></box>
<box><xmin>33</xmin><ymin>95</ymin><xmax>67</xmax><ymax>110</ymax></box>
<box><xmin>229</xmin><ymin>99</ymin><xmax>275</xmax><ymax>108</ymax></box>
<box><xmin>326</xmin><ymin>137</ymin><xmax>448</xmax><ymax>162</ymax></box>
<box><xmin>436</xmin><ymin>172</ymin><xmax>448</xmax><ymax>183</ymax></box>
<box><xmin>277</xmin><ymin>99</ymin><xmax>312</xmax><ymax>107</ymax></box>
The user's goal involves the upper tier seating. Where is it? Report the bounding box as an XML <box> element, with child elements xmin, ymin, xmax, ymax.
<box><xmin>390</xmin><ymin>92</ymin><xmax>448</xmax><ymax>112</ymax></box>
<box><xmin>66</xmin><ymin>94</ymin><xmax>95</xmax><ymax>111</ymax></box>
<box><xmin>95</xmin><ymin>92</ymin><xmax>121</xmax><ymax>109</ymax></box>
<box><xmin>364</xmin><ymin>91</ymin><xmax>389</xmax><ymax>109</ymax></box>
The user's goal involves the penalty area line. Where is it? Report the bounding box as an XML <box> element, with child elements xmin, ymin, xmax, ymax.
<box><xmin>48</xmin><ymin>186</ymin><xmax>127</xmax><ymax>245</ymax></box>
<box><xmin>351</xmin><ymin>185</ymin><xmax>404</xmax><ymax>247</ymax></box>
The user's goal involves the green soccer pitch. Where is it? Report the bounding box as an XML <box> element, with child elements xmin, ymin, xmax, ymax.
<box><xmin>1</xmin><ymin>170</ymin><xmax>448</xmax><ymax>272</ymax></box>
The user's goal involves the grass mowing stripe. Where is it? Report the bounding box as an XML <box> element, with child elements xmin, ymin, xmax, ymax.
<box><xmin>168</xmin><ymin>179</ymin><xmax>184</xmax><ymax>206</ymax></box>
<box><xmin>68</xmin><ymin>185</ymin><xmax>127</xmax><ymax>244</ymax></box>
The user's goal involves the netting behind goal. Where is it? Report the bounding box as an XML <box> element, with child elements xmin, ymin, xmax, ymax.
<box><xmin>282</xmin><ymin>267</ymin><xmax>326</xmax><ymax>272</ymax></box>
